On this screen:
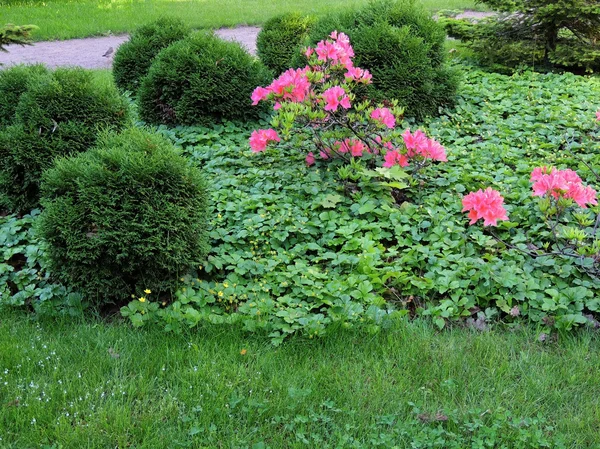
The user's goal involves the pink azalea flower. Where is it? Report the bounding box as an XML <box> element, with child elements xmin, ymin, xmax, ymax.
<box><xmin>251</xmin><ymin>86</ymin><xmax>270</xmax><ymax>105</ymax></box>
<box><xmin>305</xmin><ymin>47</ymin><xmax>314</xmax><ymax>58</ymax></box>
<box><xmin>319</xmin><ymin>149</ymin><xmax>331</xmax><ymax>159</ymax></box>
<box><xmin>462</xmin><ymin>188</ymin><xmax>509</xmax><ymax>227</ymax></box>
<box><xmin>268</xmin><ymin>67</ymin><xmax>311</xmax><ymax>103</ymax></box>
<box><xmin>249</xmin><ymin>128</ymin><xmax>280</xmax><ymax>153</ymax></box>
<box><xmin>383</xmin><ymin>150</ymin><xmax>409</xmax><ymax>168</ymax></box>
<box><xmin>531</xmin><ymin>166</ymin><xmax>597</xmax><ymax>208</ymax></box>
<box><xmin>420</xmin><ymin>138</ymin><xmax>447</xmax><ymax>162</ymax></box>
<box><xmin>349</xmin><ymin>140</ymin><xmax>367</xmax><ymax>157</ymax></box>
<box><xmin>322</xmin><ymin>86</ymin><xmax>351</xmax><ymax>112</ymax></box>
<box><xmin>306</xmin><ymin>152</ymin><xmax>316</xmax><ymax>166</ymax></box>
<box><xmin>402</xmin><ymin>129</ymin><xmax>427</xmax><ymax>152</ymax></box>
<box><xmin>596</xmin><ymin>110</ymin><xmax>600</xmax><ymax>121</ymax></box>
<box><xmin>371</xmin><ymin>107</ymin><xmax>396</xmax><ymax>129</ymax></box>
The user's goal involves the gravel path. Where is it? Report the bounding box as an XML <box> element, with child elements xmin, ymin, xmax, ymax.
<box><xmin>0</xmin><ymin>26</ymin><xmax>261</xmax><ymax>69</ymax></box>
<box><xmin>0</xmin><ymin>10</ymin><xmax>493</xmax><ymax>70</ymax></box>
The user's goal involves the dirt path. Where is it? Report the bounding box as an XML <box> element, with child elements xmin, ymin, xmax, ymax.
<box><xmin>0</xmin><ymin>10</ymin><xmax>493</xmax><ymax>70</ymax></box>
<box><xmin>0</xmin><ymin>26</ymin><xmax>261</xmax><ymax>69</ymax></box>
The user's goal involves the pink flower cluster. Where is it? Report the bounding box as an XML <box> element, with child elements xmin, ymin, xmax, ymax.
<box><xmin>383</xmin><ymin>150</ymin><xmax>409</xmax><ymax>168</ymax></box>
<box><xmin>462</xmin><ymin>188</ymin><xmax>509</xmax><ymax>227</ymax></box>
<box><xmin>596</xmin><ymin>110</ymin><xmax>600</xmax><ymax>121</ymax></box>
<box><xmin>371</xmin><ymin>107</ymin><xmax>395</xmax><ymax>129</ymax></box>
<box><xmin>251</xmin><ymin>67</ymin><xmax>311</xmax><ymax>107</ymax></box>
<box><xmin>315</xmin><ymin>31</ymin><xmax>355</xmax><ymax>70</ymax></box>
<box><xmin>530</xmin><ymin>166</ymin><xmax>597</xmax><ymax>208</ymax></box>
<box><xmin>322</xmin><ymin>86</ymin><xmax>351</xmax><ymax>112</ymax></box>
<box><xmin>402</xmin><ymin>129</ymin><xmax>447</xmax><ymax>162</ymax></box>
<box><xmin>249</xmin><ymin>128</ymin><xmax>280</xmax><ymax>153</ymax></box>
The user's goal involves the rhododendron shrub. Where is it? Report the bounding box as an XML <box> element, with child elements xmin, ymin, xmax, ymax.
<box><xmin>462</xmin><ymin>162</ymin><xmax>599</xmax><ymax>279</ymax></box>
<box><xmin>248</xmin><ymin>32</ymin><xmax>447</xmax><ymax>190</ymax></box>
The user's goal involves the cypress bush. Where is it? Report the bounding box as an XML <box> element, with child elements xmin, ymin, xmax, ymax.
<box><xmin>112</xmin><ymin>17</ymin><xmax>190</xmax><ymax>93</ymax></box>
<box><xmin>0</xmin><ymin>64</ymin><xmax>49</xmax><ymax>127</ymax></box>
<box><xmin>300</xmin><ymin>0</ymin><xmax>459</xmax><ymax>120</ymax></box>
<box><xmin>38</xmin><ymin>127</ymin><xmax>210</xmax><ymax>307</ymax></box>
<box><xmin>137</xmin><ymin>32</ymin><xmax>272</xmax><ymax>126</ymax></box>
<box><xmin>0</xmin><ymin>68</ymin><xmax>130</xmax><ymax>213</ymax></box>
<box><xmin>443</xmin><ymin>0</ymin><xmax>600</xmax><ymax>73</ymax></box>
<box><xmin>256</xmin><ymin>12</ymin><xmax>315</xmax><ymax>75</ymax></box>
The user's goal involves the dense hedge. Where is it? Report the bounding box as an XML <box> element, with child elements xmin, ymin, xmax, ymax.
<box><xmin>0</xmin><ymin>64</ymin><xmax>49</xmax><ymax>127</ymax></box>
<box><xmin>256</xmin><ymin>12</ymin><xmax>315</xmax><ymax>75</ymax></box>
<box><xmin>137</xmin><ymin>32</ymin><xmax>272</xmax><ymax>126</ymax></box>
<box><xmin>299</xmin><ymin>0</ymin><xmax>459</xmax><ymax>120</ymax></box>
<box><xmin>0</xmin><ymin>68</ymin><xmax>130</xmax><ymax>213</ymax></box>
<box><xmin>112</xmin><ymin>17</ymin><xmax>190</xmax><ymax>93</ymax></box>
<box><xmin>39</xmin><ymin>127</ymin><xmax>210</xmax><ymax>306</ymax></box>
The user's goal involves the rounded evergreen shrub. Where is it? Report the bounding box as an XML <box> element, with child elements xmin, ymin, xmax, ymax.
<box><xmin>257</xmin><ymin>12</ymin><xmax>315</xmax><ymax>75</ymax></box>
<box><xmin>0</xmin><ymin>67</ymin><xmax>130</xmax><ymax>213</ymax></box>
<box><xmin>138</xmin><ymin>32</ymin><xmax>272</xmax><ymax>126</ymax></box>
<box><xmin>300</xmin><ymin>0</ymin><xmax>459</xmax><ymax>120</ymax></box>
<box><xmin>38</xmin><ymin>127</ymin><xmax>209</xmax><ymax>307</ymax></box>
<box><xmin>0</xmin><ymin>64</ymin><xmax>49</xmax><ymax>127</ymax></box>
<box><xmin>112</xmin><ymin>17</ymin><xmax>190</xmax><ymax>93</ymax></box>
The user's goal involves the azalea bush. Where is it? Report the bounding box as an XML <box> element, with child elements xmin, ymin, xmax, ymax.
<box><xmin>249</xmin><ymin>31</ymin><xmax>447</xmax><ymax>198</ymax></box>
<box><xmin>463</xmin><ymin>160</ymin><xmax>599</xmax><ymax>281</ymax></box>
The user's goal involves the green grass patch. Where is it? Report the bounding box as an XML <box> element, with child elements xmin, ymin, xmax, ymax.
<box><xmin>1</xmin><ymin>0</ymin><xmax>481</xmax><ymax>42</ymax></box>
<box><xmin>0</xmin><ymin>312</ymin><xmax>598</xmax><ymax>447</ymax></box>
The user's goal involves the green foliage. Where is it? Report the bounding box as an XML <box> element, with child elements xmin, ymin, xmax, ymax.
<box><xmin>299</xmin><ymin>0</ymin><xmax>459</xmax><ymax>120</ymax></box>
<box><xmin>112</xmin><ymin>16</ymin><xmax>190</xmax><ymax>93</ymax></box>
<box><xmin>38</xmin><ymin>127</ymin><xmax>210</xmax><ymax>307</ymax></box>
<box><xmin>0</xmin><ymin>211</ymin><xmax>85</xmax><ymax>315</ymax></box>
<box><xmin>0</xmin><ymin>23</ymin><xmax>36</xmax><ymax>51</ymax></box>
<box><xmin>0</xmin><ymin>64</ymin><xmax>48</xmax><ymax>127</ymax></box>
<box><xmin>137</xmin><ymin>32</ymin><xmax>272</xmax><ymax>126</ymax></box>
<box><xmin>123</xmin><ymin>68</ymin><xmax>600</xmax><ymax>342</ymax></box>
<box><xmin>4</xmin><ymin>313</ymin><xmax>595</xmax><ymax>446</ymax></box>
<box><xmin>446</xmin><ymin>0</ymin><xmax>600</xmax><ymax>73</ymax></box>
<box><xmin>257</xmin><ymin>12</ymin><xmax>315</xmax><ymax>75</ymax></box>
<box><xmin>0</xmin><ymin>67</ymin><xmax>130</xmax><ymax>213</ymax></box>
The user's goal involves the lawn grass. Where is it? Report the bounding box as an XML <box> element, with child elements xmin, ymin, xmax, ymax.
<box><xmin>1</xmin><ymin>0</ymin><xmax>482</xmax><ymax>42</ymax></box>
<box><xmin>0</xmin><ymin>312</ymin><xmax>599</xmax><ymax>447</ymax></box>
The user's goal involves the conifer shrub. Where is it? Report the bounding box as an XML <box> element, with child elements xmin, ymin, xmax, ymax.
<box><xmin>443</xmin><ymin>0</ymin><xmax>600</xmax><ymax>73</ymax></box>
<box><xmin>299</xmin><ymin>0</ymin><xmax>459</xmax><ymax>120</ymax></box>
<box><xmin>137</xmin><ymin>32</ymin><xmax>272</xmax><ymax>126</ymax></box>
<box><xmin>38</xmin><ymin>127</ymin><xmax>209</xmax><ymax>307</ymax></box>
<box><xmin>0</xmin><ymin>64</ymin><xmax>49</xmax><ymax>127</ymax></box>
<box><xmin>112</xmin><ymin>17</ymin><xmax>190</xmax><ymax>93</ymax></box>
<box><xmin>256</xmin><ymin>12</ymin><xmax>315</xmax><ymax>75</ymax></box>
<box><xmin>0</xmin><ymin>68</ymin><xmax>130</xmax><ymax>213</ymax></box>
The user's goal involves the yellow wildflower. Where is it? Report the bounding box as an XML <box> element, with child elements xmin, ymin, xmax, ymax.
<box><xmin>223</xmin><ymin>282</ymin><xmax>229</xmax><ymax>288</ymax></box>
<box><xmin>144</xmin><ymin>289</ymin><xmax>151</xmax><ymax>294</ymax></box>
<box><xmin>139</xmin><ymin>297</ymin><xmax>146</xmax><ymax>303</ymax></box>
<box><xmin>218</xmin><ymin>291</ymin><xmax>224</xmax><ymax>297</ymax></box>
<box><xmin>240</xmin><ymin>349</ymin><xmax>247</xmax><ymax>356</ymax></box>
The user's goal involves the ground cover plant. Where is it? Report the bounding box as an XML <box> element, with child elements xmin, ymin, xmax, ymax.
<box><xmin>120</xmin><ymin>65</ymin><xmax>600</xmax><ymax>342</ymax></box>
<box><xmin>1</xmin><ymin>311</ymin><xmax>599</xmax><ymax>447</ymax></box>
<box><xmin>0</xmin><ymin>0</ymin><xmax>481</xmax><ymax>42</ymax></box>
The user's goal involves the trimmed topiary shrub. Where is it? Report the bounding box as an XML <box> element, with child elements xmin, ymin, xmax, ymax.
<box><xmin>299</xmin><ymin>0</ymin><xmax>459</xmax><ymax>120</ymax></box>
<box><xmin>257</xmin><ymin>12</ymin><xmax>315</xmax><ymax>75</ymax></box>
<box><xmin>0</xmin><ymin>64</ymin><xmax>49</xmax><ymax>127</ymax></box>
<box><xmin>38</xmin><ymin>127</ymin><xmax>209</xmax><ymax>307</ymax></box>
<box><xmin>112</xmin><ymin>17</ymin><xmax>190</xmax><ymax>93</ymax></box>
<box><xmin>138</xmin><ymin>32</ymin><xmax>272</xmax><ymax>126</ymax></box>
<box><xmin>0</xmin><ymin>68</ymin><xmax>130</xmax><ymax>213</ymax></box>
